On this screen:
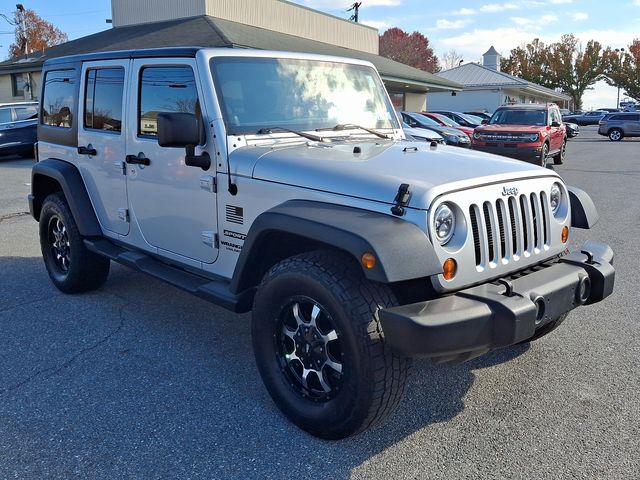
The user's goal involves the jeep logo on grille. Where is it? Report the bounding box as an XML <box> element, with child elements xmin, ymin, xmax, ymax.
<box><xmin>502</xmin><ymin>186</ymin><xmax>518</xmax><ymax>196</ymax></box>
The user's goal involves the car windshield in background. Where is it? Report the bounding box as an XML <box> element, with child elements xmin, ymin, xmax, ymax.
<box><xmin>490</xmin><ymin>109</ymin><xmax>547</xmax><ymax>126</ymax></box>
<box><xmin>210</xmin><ymin>57</ymin><xmax>399</xmax><ymax>135</ymax></box>
<box><xmin>411</xmin><ymin>114</ymin><xmax>440</xmax><ymax>126</ymax></box>
<box><xmin>461</xmin><ymin>113</ymin><xmax>483</xmax><ymax>124</ymax></box>
<box><xmin>433</xmin><ymin>113</ymin><xmax>461</xmax><ymax>127</ymax></box>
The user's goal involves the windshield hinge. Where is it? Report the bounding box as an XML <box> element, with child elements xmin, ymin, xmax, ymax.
<box><xmin>200</xmin><ymin>175</ymin><xmax>216</xmax><ymax>193</ymax></box>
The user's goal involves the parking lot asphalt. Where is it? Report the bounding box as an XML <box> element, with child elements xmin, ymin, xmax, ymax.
<box><xmin>0</xmin><ymin>128</ymin><xmax>639</xmax><ymax>479</ymax></box>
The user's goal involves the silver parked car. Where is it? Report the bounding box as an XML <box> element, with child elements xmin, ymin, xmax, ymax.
<box><xmin>598</xmin><ymin>112</ymin><xmax>640</xmax><ymax>141</ymax></box>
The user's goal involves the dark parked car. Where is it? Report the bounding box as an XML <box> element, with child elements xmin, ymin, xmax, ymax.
<box><xmin>565</xmin><ymin>122</ymin><xmax>579</xmax><ymax>138</ymax></box>
<box><xmin>400</xmin><ymin>112</ymin><xmax>471</xmax><ymax>147</ymax></box>
<box><xmin>431</xmin><ymin>111</ymin><xmax>482</xmax><ymax>128</ymax></box>
<box><xmin>598</xmin><ymin>112</ymin><xmax>640</xmax><ymax>141</ymax></box>
<box><xmin>563</xmin><ymin>110</ymin><xmax>607</xmax><ymax>126</ymax></box>
<box><xmin>0</xmin><ymin>101</ymin><xmax>38</xmax><ymax>158</ymax></box>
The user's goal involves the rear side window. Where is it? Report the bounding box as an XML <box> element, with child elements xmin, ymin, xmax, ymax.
<box><xmin>0</xmin><ymin>108</ymin><xmax>11</xmax><ymax>123</ymax></box>
<box><xmin>42</xmin><ymin>70</ymin><xmax>76</xmax><ymax>128</ymax></box>
<box><xmin>612</xmin><ymin>114</ymin><xmax>640</xmax><ymax>121</ymax></box>
<box><xmin>138</xmin><ymin>66</ymin><xmax>199</xmax><ymax>137</ymax></box>
<box><xmin>84</xmin><ymin>68</ymin><xmax>125</xmax><ymax>133</ymax></box>
<box><xmin>15</xmin><ymin>106</ymin><xmax>38</xmax><ymax>121</ymax></box>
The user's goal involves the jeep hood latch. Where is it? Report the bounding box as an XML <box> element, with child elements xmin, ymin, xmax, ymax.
<box><xmin>391</xmin><ymin>183</ymin><xmax>411</xmax><ymax>216</ymax></box>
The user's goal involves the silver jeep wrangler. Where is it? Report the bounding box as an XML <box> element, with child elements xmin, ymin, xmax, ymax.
<box><xmin>30</xmin><ymin>48</ymin><xmax>615</xmax><ymax>439</ymax></box>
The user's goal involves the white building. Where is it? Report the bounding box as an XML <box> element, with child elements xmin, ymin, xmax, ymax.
<box><xmin>427</xmin><ymin>46</ymin><xmax>571</xmax><ymax>113</ymax></box>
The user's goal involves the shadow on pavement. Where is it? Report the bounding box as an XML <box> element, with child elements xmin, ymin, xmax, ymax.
<box><xmin>0</xmin><ymin>255</ymin><xmax>530</xmax><ymax>478</ymax></box>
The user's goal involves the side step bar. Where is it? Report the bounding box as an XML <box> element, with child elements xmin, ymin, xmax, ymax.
<box><xmin>84</xmin><ymin>238</ymin><xmax>254</xmax><ymax>313</ymax></box>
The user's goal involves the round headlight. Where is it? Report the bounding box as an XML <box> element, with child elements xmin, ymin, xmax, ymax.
<box><xmin>434</xmin><ymin>203</ymin><xmax>455</xmax><ymax>245</ymax></box>
<box><xmin>550</xmin><ymin>182</ymin><xmax>563</xmax><ymax>216</ymax></box>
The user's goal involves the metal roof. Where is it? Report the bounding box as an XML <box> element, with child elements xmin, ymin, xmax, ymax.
<box><xmin>0</xmin><ymin>15</ymin><xmax>461</xmax><ymax>92</ymax></box>
<box><xmin>437</xmin><ymin>62</ymin><xmax>570</xmax><ymax>101</ymax></box>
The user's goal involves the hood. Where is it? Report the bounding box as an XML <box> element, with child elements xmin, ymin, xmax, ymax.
<box><xmin>476</xmin><ymin>124</ymin><xmax>546</xmax><ymax>133</ymax></box>
<box><xmin>231</xmin><ymin>139</ymin><xmax>558</xmax><ymax>209</ymax></box>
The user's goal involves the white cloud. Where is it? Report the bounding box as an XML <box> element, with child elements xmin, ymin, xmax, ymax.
<box><xmin>479</xmin><ymin>3</ymin><xmax>518</xmax><ymax>13</ymax></box>
<box><xmin>361</xmin><ymin>19</ymin><xmax>392</xmax><ymax>30</ymax></box>
<box><xmin>550</xmin><ymin>0</ymin><xmax>572</xmax><ymax>4</ymax></box>
<box><xmin>572</xmin><ymin>12</ymin><xmax>589</xmax><ymax>21</ymax></box>
<box><xmin>300</xmin><ymin>0</ymin><xmax>400</xmax><ymax>7</ymax></box>
<box><xmin>510</xmin><ymin>14</ymin><xmax>558</xmax><ymax>29</ymax></box>
<box><xmin>435</xmin><ymin>19</ymin><xmax>472</xmax><ymax>29</ymax></box>
<box><xmin>452</xmin><ymin>8</ymin><xmax>476</xmax><ymax>15</ymax></box>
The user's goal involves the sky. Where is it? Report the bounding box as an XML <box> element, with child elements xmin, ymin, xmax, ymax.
<box><xmin>1</xmin><ymin>0</ymin><xmax>638</xmax><ymax>109</ymax></box>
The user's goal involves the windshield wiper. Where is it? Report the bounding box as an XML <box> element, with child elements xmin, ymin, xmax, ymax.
<box><xmin>256</xmin><ymin>126</ymin><xmax>326</xmax><ymax>142</ymax></box>
<box><xmin>317</xmin><ymin>123</ymin><xmax>391</xmax><ymax>139</ymax></box>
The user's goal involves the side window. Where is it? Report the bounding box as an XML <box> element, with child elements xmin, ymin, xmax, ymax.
<box><xmin>550</xmin><ymin>109</ymin><xmax>561</xmax><ymax>125</ymax></box>
<box><xmin>42</xmin><ymin>70</ymin><xmax>76</xmax><ymax>128</ymax></box>
<box><xmin>138</xmin><ymin>66</ymin><xmax>199</xmax><ymax>137</ymax></box>
<box><xmin>0</xmin><ymin>108</ymin><xmax>12</xmax><ymax>123</ymax></box>
<box><xmin>15</xmin><ymin>106</ymin><xmax>38</xmax><ymax>121</ymax></box>
<box><xmin>84</xmin><ymin>68</ymin><xmax>125</xmax><ymax>133</ymax></box>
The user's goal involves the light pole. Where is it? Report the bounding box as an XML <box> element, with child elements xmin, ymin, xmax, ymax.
<box><xmin>615</xmin><ymin>47</ymin><xmax>625</xmax><ymax>110</ymax></box>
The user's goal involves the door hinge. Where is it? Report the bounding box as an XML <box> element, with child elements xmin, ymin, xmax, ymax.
<box><xmin>200</xmin><ymin>175</ymin><xmax>216</xmax><ymax>193</ymax></box>
<box><xmin>201</xmin><ymin>231</ymin><xmax>219</xmax><ymax>248</ymax></box>
<box><xmin>118</xmin><ymin>208</ymin><xmax>129</xmax><ymax>222</ymax></box>
<box><xmin>114</xmin><ymin>161</ymin><xmax>126</xmax><ymax>175</ymax></box>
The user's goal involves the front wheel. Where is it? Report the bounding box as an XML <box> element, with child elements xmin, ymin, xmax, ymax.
<box><xmin>251</xmin><ymin>251</ymin><xmax>411</xmax><ymax>439</ymax></box>
<box><xmin>608</xmin><ymin>129</ymin><xmax>623</xmax><ymax>141</ymax></box>
<box><xmin>538</xmin><ymin>143</ymin><xmax>549</xmax><ymax>167</ymax></box>
<box><xmin>39</xmin><ymin>192</ymin><xmax>110</xmax><ymax>293</ymax></box>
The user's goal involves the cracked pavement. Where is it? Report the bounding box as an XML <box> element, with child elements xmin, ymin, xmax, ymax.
<box><xmin>0</xmin><ymin>131</ymin><xmax>639</xmax><ymax>479</ymax></box>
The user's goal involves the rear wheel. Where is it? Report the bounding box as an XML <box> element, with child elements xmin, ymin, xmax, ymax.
<box><xmin>553</xmin><ymin>140</ymin><xmax>566</xmax><ymax>165</ymax></box>
<box><xmin>608</xmin><ymin>128</ymin><xmax>623</xmax><ymax>141</ymax></box>
<box><xmin>251</xmin><ymin>250</ymin><xmax>411</xmax><ymax>439</ymax></box>
<box><xmin>39</xmin><ymin>192</ymin><xmax>110</xmax><ymax>293</ymax></box>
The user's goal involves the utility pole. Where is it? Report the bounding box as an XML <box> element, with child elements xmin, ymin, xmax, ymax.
<box><xmin>15</xmin><ymin>4</ymin><xmax>32</xmax><ymax>99</ymax></box>
<box><xmin>614</xmin><ymin>47</ymin><xmax>625</xmax><ymax>110</ymax></box>
<box><xmin>347</xmin><ymin>2</ymin><xmax>362</xmax><ymax>23</ymax></box>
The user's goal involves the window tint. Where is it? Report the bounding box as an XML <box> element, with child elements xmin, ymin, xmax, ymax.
<box><xmin>84</xmin><ymin>68</ymin><xmax>124</xmax><ymax>133</ymax></box>
<box><xmin>42</xmin><ymin>70</ymin><xmax>76</xmax><ymax>128</ymax></box>
<box><xmin>138</xmin><ymin>66</ymin><xmax>199</xmax><ymax>137</ymax></box>
<box><xmin>15</xmin><ymin>106</ymin><xmax>38</xmax><ymax>121</ymax></box>
<box><xmin>0</xmin><ymin>108</ymin><xmax>12</xmax><ymax>123</ymax></box>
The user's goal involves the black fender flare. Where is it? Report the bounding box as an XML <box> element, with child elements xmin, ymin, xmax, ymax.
<box><xmin>30</xmin><ymin>159</ymin><xmax>102</xmax><ymax>236</ymax></box>
<box><xmin>230</xmin><ymin>200</ymin><xmax>442</xmax><ymax>293</ymax></box>
<box><xmin>568</xmin><ymin>185</ymin><xmax>599</xmax><ymax>229</ymax></box>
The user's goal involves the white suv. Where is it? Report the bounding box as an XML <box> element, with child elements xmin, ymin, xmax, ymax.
<box><xmin>29</xmin><ymin>47</ymin><xmax>615</xmax><ymax>439</ymax></box>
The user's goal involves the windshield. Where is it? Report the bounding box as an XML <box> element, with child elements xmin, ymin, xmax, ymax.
<box><xmin>432</xmin><ymin>113</ymin><xmax>460</xmax><ymax>127</ymax></box>
<box><xmin>411</xmin><ymin>113</ymin><xmax>440</xmax><ymax>127</ymax></box>
<box><xmin>210</xmin><ymin>57</ymin><xmax>399</xmax><ymax>134</ymax></box>
<box><xmin>490</xmin><ymin>109</ymin><xmax>547</xmax><ymax>126</ymax></box>
<box><xmin>460</xmin><ymin>113</ymin><xmax>482</xmax><ymax>124</ymax></box>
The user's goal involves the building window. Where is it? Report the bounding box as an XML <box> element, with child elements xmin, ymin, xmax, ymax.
<box><xmin>11</xmin><ymin>73</ymin><xmax>26</xmax><ymax>97</ymax></box>
<box><xmin>388</xmin><ymin>92</ymin><xmax>405</xmax><ymax>111</ymax></box>
<box><xmin>84</xmin><ymin>68</ymin><xmax>125</xmax><ymax>133</ymax></box>
<box><xmin>138</xmin><ymin>66</ymin><xmax>199</xmax><ymax>137</ymax></box>
<box><xmin>41</xmin><ymin>70</ymin><xmax>76</xmax><ymax>128</ymax></box>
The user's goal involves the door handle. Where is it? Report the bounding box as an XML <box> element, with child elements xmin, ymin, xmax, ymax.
<box><xmin>125</xmin><ymin>152</ymin><xmax>151</xmax><ymax>166</ymax></box>
<box><xmin>78</xmin><ymin>145</ymin><xmax>97</xmax><ymax>155</ymax></box>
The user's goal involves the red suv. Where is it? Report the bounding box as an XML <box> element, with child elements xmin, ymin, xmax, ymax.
<box><xmin>472</xmin><ymin>103</ymin><xmax>566</xmax><ymax>166</ymax></box>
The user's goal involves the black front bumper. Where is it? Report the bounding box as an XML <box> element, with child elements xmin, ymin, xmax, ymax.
<box><xmin>379</xmin><ymin>241</ymin><xmax>615</xmax><ymax>359</ymax></box>
<box><xmin>472</xmin><ymin>143</ymin><xmax>542</xmax><ymax>163</ymax></box>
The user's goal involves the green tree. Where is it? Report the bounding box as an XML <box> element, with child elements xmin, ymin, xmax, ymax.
<box><xmin>605</xmin><ymin>39</ymin><xmax>640</xmax><ymax>103</ymax></box>
<box><xmin>501</xmin><ymin>34</ymin><xmax>609</xmax><ymax>110</ymax></box>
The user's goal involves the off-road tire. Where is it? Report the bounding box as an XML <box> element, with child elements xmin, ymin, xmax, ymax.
<box><xmin>608</xmin><ymin>128</ymin><xmax>623</xmax><ymax>141</ymax></box>
<box><xmin>553</xmin><ymin>140</ymin><xmax>566</xmax><ymax>165</ymax></box>
<box><xmin>520</xmin><ymin>313</ymin><xmax>569</xmax><ymax>344</ymax></box>
<box><xmin>251</xmin><ymin>250</ymin><xmax>411</xmax><ymax>439</ymax></box>
<box><xmin>39</xmin><ymin>192</ymin><xmax>110</xmax><ymax>293</ymax></box>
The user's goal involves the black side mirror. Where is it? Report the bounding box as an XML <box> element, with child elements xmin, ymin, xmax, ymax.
<box><xmin>157</xmin><ymin>112</ymin><xmax>210</xmax><ymax>171</ymax></box>
<box><xmin>481</xmin><ymin>119</ymin><xmax>489</xmax><ymax>124</ymax></box>
<box><xmin>551</xmin><ymin>121</ymin><xmax>561</xmax><ymax>127</ymax></box>
<box><xmin>157</xmin><ymin>112</ymin><xmax>200</xmax><ymax>147</ymax></box>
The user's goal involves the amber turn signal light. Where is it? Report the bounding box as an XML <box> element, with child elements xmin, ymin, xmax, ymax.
<box><xmin>561</xmin><ymin>226</ymin><xmax>569</xmax><ymax>244</ymax></box>
<box><xmin>361</xmin><ymin>252</ymin><xmax>376</xmax><ymax>269</ymax></box>
<box><xmin>443</xmin><ymin>258</ymin><xmax>457</xmax><ymax>280</ymax></box>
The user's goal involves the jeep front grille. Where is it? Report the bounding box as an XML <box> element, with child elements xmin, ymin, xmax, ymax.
<box><xmin>469</xmin><ymin>192</ymin><xmax>550</xmax><ymax>267</ymax></box>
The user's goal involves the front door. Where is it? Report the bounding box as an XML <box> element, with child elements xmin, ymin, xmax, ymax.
<box><xmin>125</xmin><ymin>59</ymin><xmax>218</xmax><ymax>264</ymax></box>
<box><xmin>549</xmin><ymin>108</ymin><xmax>564</xmax><ymax>152</ymax></box>
<box><xmin>77</xmin><ymin>60</ymin><xmax>129</xmax><ymax>235</ymax></box>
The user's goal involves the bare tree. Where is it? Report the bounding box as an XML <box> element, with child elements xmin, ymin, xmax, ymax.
<box><xmin>440</xmin><ymin>50</ymin><xmax>464</xmax><ymax>71</ymax></box>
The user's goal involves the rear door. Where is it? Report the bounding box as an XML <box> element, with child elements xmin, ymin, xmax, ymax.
<box><xmin>77</xmin><ymin>60</ymin><xmax>130</xmax><ymax>236</ymax></box>
<box><xmin>125</xmin><ymin>58</ymin><xmax>218</xmax><ymax>264</ymax></box>
<box><xmin>549</xmin><ymin>108</ymin><xmax>564</xmax><ymax>152</ymax></box>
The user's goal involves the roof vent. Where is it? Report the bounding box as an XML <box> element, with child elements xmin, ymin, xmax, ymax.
<box><xmin>483</xmin><ymin>46</ymin><xmax>501</xmax><ymax>72</ymax></box>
